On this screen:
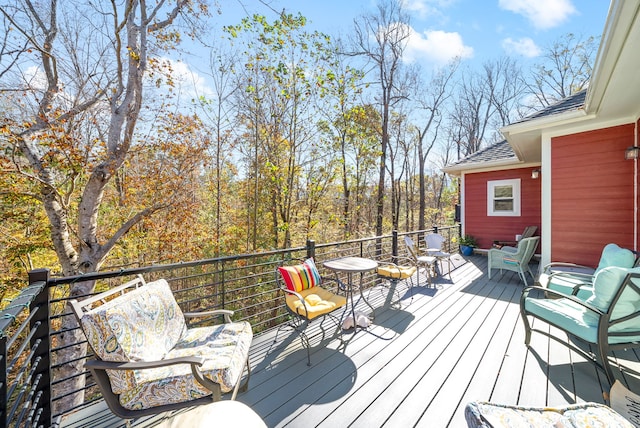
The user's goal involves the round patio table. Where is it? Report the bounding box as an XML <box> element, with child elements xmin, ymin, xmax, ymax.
<box><xmin>323</xmin><ymin>257</ymin><xmax>378</xmax><ymax>327</ymax></box>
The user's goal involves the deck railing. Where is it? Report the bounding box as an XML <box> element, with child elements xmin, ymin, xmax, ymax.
<box><xmin>0</xmin><ymin>226</ymin><xmax>459</xmax><ymax>428</ymax></box>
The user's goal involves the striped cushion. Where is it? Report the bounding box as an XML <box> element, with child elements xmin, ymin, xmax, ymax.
<box><xmin>278</xmin><ymin>258</ymin><xmax>322</xmax><ymax>292</ymax></box>
<box><xmin>503</xmin><ymin>257</ymin><xmax>520</xmax><ymax>266</ymax></box>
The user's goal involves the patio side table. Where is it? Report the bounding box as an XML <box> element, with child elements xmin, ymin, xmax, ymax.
<box><xmin>323</xmin><ymin>256</ymin><xmax>378</xmax><ymax>326</ymax></box>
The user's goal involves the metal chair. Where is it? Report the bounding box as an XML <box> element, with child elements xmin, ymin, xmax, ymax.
<box><xmin>404</xmin><ymin>236</ymin><xmax>436</xmax><ymax>286</ymax></box>
<box><xmin>538</xmin><ymin>243</ymin><xmax>637</xmax><ymax>297</ymax></box>
<box><xmin>425</xmin><ymin>233</ymin><xmax>453</xmax><ymax>277</ymax></box>
<box><xmin>275</xmin><ymin>258</ymin><xmax>347</xmax><ymax>366</ymax></box>
<box><xmin>521</xmin><ymin>266</ymin><xmax>640</xmax><ymax>386</ymax></box>
<box><xmin>70</xmin><ymin>275</ymin><xmax>253</xmax><ymax>419</ymax></box>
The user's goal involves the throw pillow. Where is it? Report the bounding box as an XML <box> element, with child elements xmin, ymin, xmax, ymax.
<box><xmin>278</xmin><ymin>258</ymin><xmax>322</xmax><ymax>293</ymax></box>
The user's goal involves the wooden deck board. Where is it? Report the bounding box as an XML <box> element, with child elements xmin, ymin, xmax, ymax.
<box><xmin>60</xmin><ymin>254</ymin><xmax>640</xmax><ymax>428</ymax></box>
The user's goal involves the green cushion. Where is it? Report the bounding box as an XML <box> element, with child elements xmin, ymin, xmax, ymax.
<box><xmin>586</xmin><ymin>266</ymin><xmax>640</xmax><ymax>331</ymax></box>
<box><xmin>526</xmin><ymin>266</ymin><xmax>640</xmax><ymax>343</ymax></box>
<box><xmin>541</xmin><ymin>272</ymin><xmax>591</xmax><ymax>296</ymax></box>
<box><xmin>525</xmin><ymin>297</ymin><xmax>600</xmax><ymax>343</ymax></box>
<box><xmin>596</xmin><ymin>243</ymin><xmax>635</xmax><ymax>274</ymax></box>
<box><xmin>543</xmin><ymin>244</ymin><xmax>635</xmax><ymax>297</ymax></box>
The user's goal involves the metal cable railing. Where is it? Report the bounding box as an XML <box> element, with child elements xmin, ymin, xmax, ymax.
<box><xmin>0</xmin><ymin>227</ymin><xmax>458</xmax><ymax>427</ymax></box>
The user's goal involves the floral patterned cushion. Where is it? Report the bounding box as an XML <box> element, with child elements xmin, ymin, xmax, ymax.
<box><xmin>465</xmin><ymin>401</ymin><xmax>633</xmax><ymax>427</ymax></box>
<box><xmin>80</xmin><ymin>279</ymin><xmax>187</xmax><ymax>393</ymax></box>
<box><xmin>80</xmin><ymin>279</ymin><xmax>253</xmax><ymax>409</ymax></box>
<box><xmin>118</xmin><ymin>321</ymin><xmax>253</xmax><ymax>410</ymax></box>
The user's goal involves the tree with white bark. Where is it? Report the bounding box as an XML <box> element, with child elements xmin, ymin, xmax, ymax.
<box><xmin>0</xmin><ymin>0</ymin><xmax>208</xmax><ymax>413</ymax></box>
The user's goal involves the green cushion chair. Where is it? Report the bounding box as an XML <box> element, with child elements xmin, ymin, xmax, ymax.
<box><xmin>488</xmin><ymin>236</ymin><xmax>540</xmax><ymax>286</ymax></box>
<box><xmin>521</xmin><ymin>266</ymin><xmax>640</xmax><ymax>385</ymax></box>
<box><xmin>538</xmin><ymin>243</ymin><xmax>636</xmax><ymax>298</ymax></box>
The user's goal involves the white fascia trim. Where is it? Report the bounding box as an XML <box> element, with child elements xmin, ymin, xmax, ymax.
<box><xmin>544</xmin><ymin>115</ymin><xmax>638</xmax><ymax>139</ymax></box>
<box><xmin>585</xmin><ymin>0</ymin><xmax>635</xmax><ymax>115</ymax></box>
<box><xmin>501</xmin><ymin>109</ymin><xmax>591</xmax><ymax>137</ymax></box>
<box><xmin>443</xmin><ymin>159</ymin><xmax>523</xmax><ymax>175</ymax></box>
<box><xmin>460</xmin><ymin>173</ymin><xmax>466</xmax><ymax>236</ymax></box>
<box><xmin>540</xmin><ymin>132</ymin><xmax>552</xmax><ymax>268</ymax></box>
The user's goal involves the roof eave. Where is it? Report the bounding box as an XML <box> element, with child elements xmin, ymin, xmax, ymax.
<box><xmin>442</xmin><ymin>158</ymin><xmax>522</xmax><ymax>176</ymax></box>
<box><xmin>500</xmin><ymin>108</ymin><xmax>591</xmax><ymax>137</ymax></box>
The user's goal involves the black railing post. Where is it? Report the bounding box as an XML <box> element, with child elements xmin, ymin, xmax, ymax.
<box><xmin>306</xmin><ymin>240</ymin><xmax>316</xmax><ymax>259</ymax></box>
<box><xmin>221</xmin><ymin>261</ymin><xmax>226</xmax><ymax>310</ymax></box>
<box><xmin>0</xmin><ymin>334</ymin><xmax>6</xmax><ymax>428</ymax></box>
<box><xmin>392</xmin><ymin>230</ymin><xmax>399</xmax><ymax>264</ymax></box>
<box><xmin>28</xmin><ymin>269</ymin><xmax>52</xmax><ymax>427</ymax></box>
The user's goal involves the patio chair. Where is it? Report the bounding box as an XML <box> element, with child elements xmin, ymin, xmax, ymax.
<box><xmin>276</xmin><ymin>258</ymin><xmax>347</xmax><ymax>366</ymax></box>
<box><xmin>521</xmin><ymin>266</ymin><xmax>640</xmax><ymax>386</ymax></box>
<box><xmin>425</xmin><ymin>233</ymin><xmax>452</xmax><ymax>277</ymax></box>
<box><xmin>365</xmin><ymin>241</ymin><xmax>418</xmax><ymax>303</ymax></box>
<box><xmin>404</xmin><ymin>236</ymin><xmax>436</xmax><ymax>286</ymax></box>
<box><xmin>488</xmin><ymin>236</ymin><xmax>540</xmax><ymax>286</ymax></box>
<box><xmin>538</xmin><ymin>243</ymin><xmax>637</xmax><ymax>298</ymax></box>
<box><xmin>492</xmin><ymin>225</ymin><xmax>537</xmax><ymax>249</ymax></box>
<box><xmin>70</xmin><ymin>275</ymin><xmax>253</xmax><ymax>419</ymax></box>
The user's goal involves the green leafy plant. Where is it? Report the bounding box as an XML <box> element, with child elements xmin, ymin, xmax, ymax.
<box><xmin>459</xmin><ymin>234</ymin><xmax>478</xmax><ymax>248</ymax></box>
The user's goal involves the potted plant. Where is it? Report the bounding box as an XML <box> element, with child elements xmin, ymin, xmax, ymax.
<box><xmin>459</xmin><ymin>234</ymin><xmax>478</xmax><ymax>256</ymax></box>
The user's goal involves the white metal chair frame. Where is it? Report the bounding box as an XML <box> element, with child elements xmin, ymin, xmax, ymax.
<box><xmin>404</xmin><ymin>236</ymin><xmax>436</xmax><ymax>287</ymax></box>
<box><xmin>425</xmin><ymin>233</ymin><xmax>452</xmax><ymax>277</ymax></box>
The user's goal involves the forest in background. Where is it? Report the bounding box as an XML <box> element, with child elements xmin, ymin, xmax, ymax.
<box><xmin>0</xmin><ymin>0</ymin><xmax>596</xmax><ymax>298</ymax></box>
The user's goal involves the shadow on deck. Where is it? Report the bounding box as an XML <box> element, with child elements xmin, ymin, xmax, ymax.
<box><xmin>61</xmin><ymin>255</ymin><xmax>640</xmax><ymax>428</ymax></box>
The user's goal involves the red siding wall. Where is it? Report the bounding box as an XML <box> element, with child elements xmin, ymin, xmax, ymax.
<box><xmin>551</xmin><ymin>124</ymin><xmax>635</xmax><ymax>266</ymax></box>
<box><xmin>464</xmin><ymin>168</ymin><xmax>541</xmax><ymax>249</ymax></box>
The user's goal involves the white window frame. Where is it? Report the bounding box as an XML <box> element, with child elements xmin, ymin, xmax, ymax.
<box><xmin>487</xmin><ymin>179</ymin><xmax>521</xmax><ymax>217</ymax></box>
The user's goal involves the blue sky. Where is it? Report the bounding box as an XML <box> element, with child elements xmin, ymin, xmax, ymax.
<box><xmin>171</xmin><ymin>0</ymin><xmax>611</xmax><ymax>100</ymax></box>
<box><xmin>216</xmin><ymin>0</ymin><xmax>609</xmax><ymax>67</ymax></box>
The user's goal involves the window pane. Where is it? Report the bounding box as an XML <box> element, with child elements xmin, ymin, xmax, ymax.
<box><xmin>494</xmin><ymin>200</ymin><xmax>514</xmax><ymax>211</ymax></box>
<box><xmin>494</xmin><ymin>185</ymin><xmax>513</xmax><ymax>198</ymax></box>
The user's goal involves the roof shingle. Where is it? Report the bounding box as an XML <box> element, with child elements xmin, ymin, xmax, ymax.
<box><xmin>449</xmin><ymin>139</ymin><xmax>517</xmax><ymax>168</ymax></box>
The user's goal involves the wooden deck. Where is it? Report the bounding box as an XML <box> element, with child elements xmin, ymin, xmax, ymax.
<box><xmin>61</xmin><ymin>255</ymin><xmax>640</xmax><ymax>428</ymax></box>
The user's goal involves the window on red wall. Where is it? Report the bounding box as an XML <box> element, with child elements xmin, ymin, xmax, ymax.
<box><xmin>487</xmin><ymin>179</ymin><xmax>521</xmax><ymax>216</ymax></box>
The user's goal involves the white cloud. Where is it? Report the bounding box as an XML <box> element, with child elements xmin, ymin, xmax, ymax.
<box><xmin>24</xmin><ymin>65</ymin><xmax>48</xmax><ymax>91</ymax></box>
<box><xmin>161</xmin><ymin>58</ymin><xmax>213</xmax><ymax>99</ymax></box>
<box><xmin>402</xmin><ymin>0</ymin><xmax>453</xmax><ymax>19</ymax></box>
<box><xmin>404</xmin><ymin>26</ymin><xmax>473</xmax><ymax>65</ymax></box>
<box><xmin>498</xmin><ymin>0</ymin><xmax>577</xmax><ymax>30</ymax></box>
<box><xmin>502</xmin><ymin>37</ymin><xmax>541</xmax><ymax>57</ymax></box>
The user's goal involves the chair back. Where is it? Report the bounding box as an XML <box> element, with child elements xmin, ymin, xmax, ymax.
<box><xmin>518</xmin><ymin>236</ymin><xmax>540</xmax><ymax>264</ymax></box>
<box><xmin>404</xmin><ymin>236</ymin><xmax>418</xmax><ymax>260</ymax></box>
<box><xmin>425</xmin><ymin>233</ymin><xmax>445</xmax><ymax>251</ymax></box>
<box><xmin>587</xmin><ymin>267</ymin><xmax>640</xmax><ymax>327</ymax></box>
<box><xmin>520</xmin><ymin>226</ymin><xmax>538</xmax><ymax>240</ymax></box>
